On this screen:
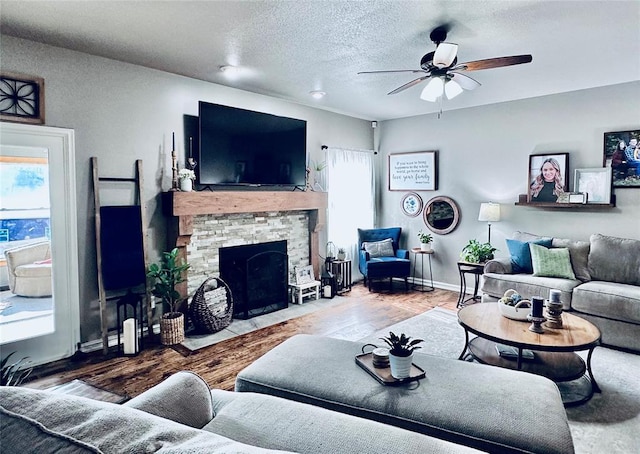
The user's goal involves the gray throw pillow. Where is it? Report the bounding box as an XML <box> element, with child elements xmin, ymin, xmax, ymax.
<box><xmin>552</xmin><ymin>238</ymin><xmax>590</xmax><ymax>282</ymax></box>
<box><xmin>362</xmin><ymin>238</ymin><xmax>395</xmax><ymax>258</ymax></box>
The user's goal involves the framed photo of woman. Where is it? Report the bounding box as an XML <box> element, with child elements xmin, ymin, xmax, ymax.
<box><xmin>528</xmin><ymin>153</ymin><xmax>569</xmax><ymax>203</ymax></box>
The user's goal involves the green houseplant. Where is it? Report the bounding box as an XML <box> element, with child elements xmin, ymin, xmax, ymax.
<box><xmin>417</xmin><ymin>230</ymin><xmax>433</xmax><ymax>251</ymax></box>
<box><xmin>460</xmin><ymin>239</ymin><xmax>497</xmax><ymax>263</ymax></box>
<box><xmin>380</xmin><ymin>331</ymin><xmax>424</xmax><ymax>379</ymax></box>
<box><xmin>337</xmin><ymin>247</ymin><xmax>346</xmax><ymax>261</ymax></box>
<box><xmin>147</xmin><ymin>248</ymin><xmax>191</xmax><ymax>345</ymax></box>
<box><xmin>1</xmin><ymin>352</ymin><xmax>33</xmax><ymax>386</ymax></box>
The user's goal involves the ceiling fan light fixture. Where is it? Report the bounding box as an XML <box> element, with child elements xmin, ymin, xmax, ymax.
<box><xmin>433</xmin><ymin>43</ymin><xmax>458</xmax><ymax>68</ymax></box>
<box><xmin>420</xmin><ymin>77</ymin><xmax>444</xmax><ymax>102</ymax></box>
<box><xmin>309</xmin><ymin>90</ymin><xmax>326</xmax><ymax>99</ymax></box>
<box><xmin>444</xmin><ymin>79</ymin><xmax>463</xmax><ymax>99</ymax></box>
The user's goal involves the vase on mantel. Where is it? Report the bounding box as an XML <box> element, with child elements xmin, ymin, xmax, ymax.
<box><xmin>180</xmin><ymin>178</ymin><xmax>193</xmax><ymax>192</ymax></box>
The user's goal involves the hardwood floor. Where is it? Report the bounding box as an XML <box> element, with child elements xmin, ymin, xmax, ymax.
<box><xmin>25</xmin><ymin>284</ymin><xmax>460</xmax><ymax>398</ymax></box>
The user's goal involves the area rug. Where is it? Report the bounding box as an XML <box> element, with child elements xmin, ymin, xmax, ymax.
<box><xmin>0</xmin><ymin>294</ymin><xmax>53</xmax><ymax>322</ymax></box>
<box><xmin>357</xmin><ymin>307</ymin><xmax>640</xmax><ymax>454</ymax></box>
<box><xmin>181</xmin><ymin>295</ymin><xmax>349</xmax><ymax>351</ymax></box>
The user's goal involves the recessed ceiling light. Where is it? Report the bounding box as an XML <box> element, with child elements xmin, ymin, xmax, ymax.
<box><xmin>220</xmin><ymin>65</ymin><xmax>240</xmax><ymax>75</ymax></box>
<box><xmin>310</xmin><ymin>90</ymin><xmax>326</xmax><ymax>99</ymax></box>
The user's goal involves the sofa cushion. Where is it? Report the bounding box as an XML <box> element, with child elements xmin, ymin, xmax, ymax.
<box><xmin>362</xmin><ymin>238</ymin><xmax>395</xmax><ymax>257</ymax></box>
<box><xmin>0</xmin><ymin>387</ymin><xmax>291</xmax><ymax>454</ymax></box>
<box><xmin>205</xmin><ymin>389</ymin><xmax>482</xmax><ymax>454</ymax></box>
<box><xmin>482</xmin><ymin>272</ymin><xmax>578</xmax><ymax>309</ymax></box>
<box><xmin>530</xmin><ymin>244</ymin><xmax>576</xmax><ymax>280</ymax></box>
<box><xmin>588</xmin><ymin>234</ymin><xmax>640</xmax><ymax>286</ymax></box>
<box><xmin>552</xmin><ymin>238</ymin><xmax>591</xmax><ymax>282</ymax></box>
<box><xmin>571</xmin><ymin>281</ymin><xmax>640</xmax><ymax>324</ymax></box>
<box><xmin>506</xmin><ymin>237</ymin><xmax>553</xmax><ymax>273</ymax></box>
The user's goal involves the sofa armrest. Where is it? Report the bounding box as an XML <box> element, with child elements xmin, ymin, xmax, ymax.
<box><xmin>484</xmin><ymin>258</ymin><xmax>513</xmax><ymax>274</ymax></box>
<box><xmin>359</xmin><ymin>249</ymin><xmax>370</xmax><ymax>262</ymax></box>
<box><xmin>396</xmin><ymin>248</ymin><xmax>409</xmax><ymax>259</ymax></box>
<box><xmin>123</xmin><ymin>371</ymin><xmax>214</xmax><ymax>429</ymax></box>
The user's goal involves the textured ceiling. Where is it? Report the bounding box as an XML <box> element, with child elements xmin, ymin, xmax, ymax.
<box><xmin>1</xmin><ymin>1</ymin><xmax>639</xmax><ymax>120</ymax></box>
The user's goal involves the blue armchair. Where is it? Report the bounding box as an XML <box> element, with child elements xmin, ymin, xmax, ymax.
<box><xmin>357</xmin><ymin>227</ymin><xmax>410</xmax><ymax>291</ymax></box>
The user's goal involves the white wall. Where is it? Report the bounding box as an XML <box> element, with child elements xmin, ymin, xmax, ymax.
<box><xmin>1</xmin><ymin>35</ymin><xmax>373</xmax><ymax>342</ymax></box>
<box><xmin>377</xmin><ymin>82</ymin><xmax>640</xmax><ymax>288</ymax></box>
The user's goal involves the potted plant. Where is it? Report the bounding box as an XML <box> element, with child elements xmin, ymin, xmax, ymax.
<box><xmin>178</xmin><ymin>168</ymin><xmax>196</xmax><ymax>192</ymax></box>
<box><xmin>460</xmin><ymin>239</ymin><xmax>497</xmax><ymax>263</ymax></box>
<box><xmin>417</xmin><ymin>231</ymin><xmax>433</xmax><ymax>252</ymax></box>
<box><xmin>380</xmin><ymin>331</ymin><xmax>424</xmax><ymax>379</ymax></box>
<box><xmin>1</xmin><ymin>352</ymin><xmax>33</xmax><ymax>386</ymax></box>
<box><xmin>337</xmin><ymin>247</ymin><xmax>346</xmax><ymax>261</ymax></box>
<box><xmin>147</xmin><ymin>248</ymin><xmax>191</xmax><ymax>345</ymax></box>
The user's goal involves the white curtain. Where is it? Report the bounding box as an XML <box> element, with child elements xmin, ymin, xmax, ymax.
<box><xmin>326</xmin><ymin>147</ymin><xmax>375</xmax><ymax>279</ymax></box>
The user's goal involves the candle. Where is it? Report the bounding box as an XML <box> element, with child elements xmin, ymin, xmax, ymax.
<box><xmin>323</xmin><ymin>285</ymin><xmax>332</xmax><ymax>298</ymax></box>
<box><xmin>123</xmin><ymin>318</ymin><xmax>137</xmax><ymax>355</ymax></box>
<box><xmin>549</xmin><ymin>289</ymin><xmax>561</xmax><ymax>303</ymax></box>
<box><xmin>531</xmin><ymin>297</ymin><xmax>544</xmax><ymax>318</ymax></box>
<box><xmin>172</xmin><ymin>132</ymin><xmax>175</xmax><ymax>151</ymax></box>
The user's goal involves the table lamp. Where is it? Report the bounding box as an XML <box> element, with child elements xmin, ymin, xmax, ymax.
<box><xmin>478</xmin><ymin>202</ymin><xmax>500</xmax><ymax>244</ymax></box>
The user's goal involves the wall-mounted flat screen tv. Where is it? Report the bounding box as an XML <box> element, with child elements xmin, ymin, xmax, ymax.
<box><xmin>198</xmin><ymin>101</ymin><xmax>307</xmax><ymax>187</ymax></box>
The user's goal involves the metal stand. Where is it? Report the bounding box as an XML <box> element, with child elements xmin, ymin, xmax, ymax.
<box><xmin>411</xmin><ymin>248</ymin><xmax>434</xmax><ymax>292</ymax></box>
<box><xmin>456</xmin><ymin>261</ymin><xmax>484</xmax><ymax>307</ymax></box>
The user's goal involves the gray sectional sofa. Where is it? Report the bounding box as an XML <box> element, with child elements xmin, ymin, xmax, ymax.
<box><xmin>1</xmin><ymin>371</ymin><xmax>482</xmax><ymax>454</ymax></box>
<box><xmin>482</xmin><ymin>232</ymin><xmax>640</xmax><ymax>353</ymax></box>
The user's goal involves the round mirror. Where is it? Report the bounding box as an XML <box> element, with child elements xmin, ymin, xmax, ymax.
<box><xmin>423</xmin><ymin>196</ymin><xmax>460</xmax><ymax>235</ymax></box>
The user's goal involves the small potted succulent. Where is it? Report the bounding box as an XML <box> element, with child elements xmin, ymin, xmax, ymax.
<box><xmin>380</xmin><ymin>331</ymin><xmax>424</xmax><ymax>379</ymax></box>
<box><xmin>178</xmin><ymin>168</ymin><xmax>196</xmax><ymax>192</ymax></box>
<box><xmin>417</xmin><ymin>231</ymin><xmax>433</xmax><ymax>252</ymax></box>
<box><xmin>460</xmin><ymin>239</ymin><xmax>496</xmax><ymax>263</ymax></box>
<box><xmin>337</xmin><ymin>247</ymin><xmax>346</xmax><ymax>261</ymax></box>
<box><xmin>147</xmin><ymin>248</ymin><xmax>191</xmax><ymax>345</ymax></box>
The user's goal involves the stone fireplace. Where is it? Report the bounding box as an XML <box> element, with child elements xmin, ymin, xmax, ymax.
<box><xmin>163</xmin><ymin>191</ymin><xmax>327</xmax><ymax>302</ymax></box>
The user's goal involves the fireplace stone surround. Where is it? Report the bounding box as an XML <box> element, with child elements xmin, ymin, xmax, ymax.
<box><xmin>163</xmin><ymin>191</ymin><xmax>327</xmax><ymax>302</ymax></box>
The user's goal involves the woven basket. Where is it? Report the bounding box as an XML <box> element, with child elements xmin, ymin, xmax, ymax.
<box><xmin>160</xmin><ymin>312</ymin><xmax>185</xmax><ymax>345</ymax></box>
<box><xmin>188</xmin><ymin>277</ymin><xmax>234</xmax><ymax>334</ymax></box>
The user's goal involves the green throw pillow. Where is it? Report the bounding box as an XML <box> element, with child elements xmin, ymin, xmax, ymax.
<box><xmin>529</xmin><ymin>244</ymin><xmax>576</xmax><ymax>280</ymax></box>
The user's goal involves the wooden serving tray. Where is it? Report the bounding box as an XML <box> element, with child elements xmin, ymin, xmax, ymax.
<box><xmin>355</xmin><ymin>352</ymin><xmax>426</xmax><ymax>386</ymax></box>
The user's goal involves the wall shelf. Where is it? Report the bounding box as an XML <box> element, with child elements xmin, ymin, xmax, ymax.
<box><xmin>514</xmin><ymin>194</ymin><xmax>616</xmax><ymax>209</ymax></box>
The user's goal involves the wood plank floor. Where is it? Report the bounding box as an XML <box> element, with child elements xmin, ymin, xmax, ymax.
<box><xmin>25</xmin><ymin>284</ymin><xmax>460</xmax><ymax>398</ymax></box>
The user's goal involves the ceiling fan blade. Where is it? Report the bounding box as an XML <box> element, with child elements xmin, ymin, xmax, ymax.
<box><xmin>433</xmin><ymin>42</ymin><xmax>458</xmax><ymax>68</ymax></box>
<box><xmin>449</xmin><ymin>72</ymin><xmax>481</xmax><ymax>90</ymax></box>
<box><xmin>358</xmin><ymin>69</ymin><xmax>428</xmax><ymax>75</ymax></box>
<box><xmin>454</xmin><ymin>54</ymin><xmax>533</xmax><ymax>71</ymax></box>
<box><xmin>387</xmin><ymin>75</ymin><xmax>431</xmax><ymax>95</ymax></box>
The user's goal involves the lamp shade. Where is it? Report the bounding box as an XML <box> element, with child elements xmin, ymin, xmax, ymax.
<box><xmin>444</xmin><ymin>79</ymin><xmax>463</xmax><ymax>100</ymax></box>
<box><xmin>420</xmin><ymin>77</ymin><xmax>444</xmax><ymax>102</ymax></box>
<box><xmin>478</xmin><ymin>202</ymin><xmax>501</xmax><ymax>222</ymax></box>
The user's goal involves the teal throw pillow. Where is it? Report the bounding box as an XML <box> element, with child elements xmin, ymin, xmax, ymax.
<box><xmin>506</xmin><ymin>237</ymin><xmax>553</xmax><ymax>273</ymax></box>
<box><xmin>530</xmin><ymin>244</ymin><xmax>577</xmax><ymax>280</ymax></box>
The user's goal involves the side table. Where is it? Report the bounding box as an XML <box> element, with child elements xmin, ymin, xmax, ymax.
<box><xmin>289</xmin><ymin>281</ymin><xmax>321</xmax><ymax>305</ymax></box>
<box><xmin>411</xmin><ymin>248</ymin><xmax>434</xmax><ymax>292</ymax></box>
<box><xmin>329</xmin><ymin>259</ymin><xmax>352</xmax><ymax>294</ymax></box>
<box><xmin>456</xmin><ymin>261</ymin><xmax>484</xmax><ymax>307</ymax></box>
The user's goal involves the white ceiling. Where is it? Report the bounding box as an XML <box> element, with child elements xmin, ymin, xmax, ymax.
<box><xmin>1</xmin><ymin>1</ymin><xmax>639</xmax><ymax>120</ymax></box>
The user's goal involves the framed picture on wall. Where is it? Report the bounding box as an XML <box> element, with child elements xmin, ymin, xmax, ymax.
<box><xmin>527</xmin><ymin>153</ymin><xmax>569</xmax><ymax>203</ymax></box>
<box><xmin>574</xmin><ymin>167</ymin><xmax>612</xmax><ymax>204</ymax></box>
<box><xmin>388</xmin><ymin>151</ymin><xmax>438</xmax><ymax>191</ymax></box>
<box><xmin>400</xmin><ymin>192</ymin><xmax>423</xmax><ymax>217</ymax></box>
<box><xmin>603</xmin><ymin>129</ymin><xmax>640</xmax><ymax>188</ymax></box>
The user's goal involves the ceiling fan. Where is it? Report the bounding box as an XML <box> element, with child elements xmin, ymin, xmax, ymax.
<box><xmin>358</xmin><ymin>26</ymin><xmax>533</xmax><ymax>102</ymax></box>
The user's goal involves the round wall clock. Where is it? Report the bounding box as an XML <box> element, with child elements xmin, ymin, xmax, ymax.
<box><xmin>401</xmin><ymin>192</ymin><xmax>423</xmax><ymax>217</ymax></box>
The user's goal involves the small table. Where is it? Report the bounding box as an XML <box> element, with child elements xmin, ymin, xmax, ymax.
<box><xmin>411</xmin><ymin>248</ymin><xmax>434</xmax><ymax>292</ymax></box>
<box><xmin>289</xmin><ymin>280</ymin><xmax>321</xmax><ymax>305</ymax></box>
<box><xmin>456</xmin><ymin>261</ymin><xmax>484</xmax><ymax>307</ymax></box>
<box><xmin>457</xmin><ymin>303</ymin><xmax>601</xmax><ymax>406</ymax></box>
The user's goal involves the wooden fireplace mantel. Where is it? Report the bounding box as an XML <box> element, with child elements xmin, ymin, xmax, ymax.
<box><xmin>163</xmin><ymin>190</ymin><xmax>328</xmax><ymax>284</ymax></box>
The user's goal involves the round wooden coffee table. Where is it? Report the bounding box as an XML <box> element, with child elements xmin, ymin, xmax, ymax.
<box><xmin>457</xmin><ymin>303</ymin><xmax>601</xmax><ymax>406</ymax></box>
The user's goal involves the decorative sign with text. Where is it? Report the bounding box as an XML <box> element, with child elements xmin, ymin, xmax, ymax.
<box><xmin>388</xmin><ymin>151</ymin><xmax>438</xmax><ymax>191</ymax></box>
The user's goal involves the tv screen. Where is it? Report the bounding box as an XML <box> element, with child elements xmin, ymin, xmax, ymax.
<box><xmin>198</xmin><ymin>102</ymin><xmax>307</xmax><ymax>187</ymax></box>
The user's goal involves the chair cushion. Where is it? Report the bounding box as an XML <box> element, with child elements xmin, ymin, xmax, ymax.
<box><xmin>530</xmin><ymin>244</ymin><xmax>576</xmax><ymax>280</ymax></box>
<box><xmin>15</xmin><ymin>264</ymin><xmax>52</xmax><ymax>277</ymax></box>
<box><xmin>362</xmin><ymin>238</ymin><xmax>395</xmax><ymax>257</ymax></box>
<box><xmin>506</xmin><ymin>237</ymin><xmax>553</xmax><ymax>273</ymax></box>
